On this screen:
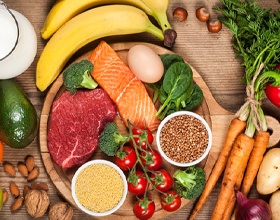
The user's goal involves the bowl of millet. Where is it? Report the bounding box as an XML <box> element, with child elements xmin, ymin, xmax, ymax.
<box><xmin>71</xmin><ymin>159</ymin><xmax>128</xmax><ymax>216</ymax></box>
<box><xmin>156</xmin><ymin>111</ymin><xmax>212</xmax><ymax>167</ymax></box>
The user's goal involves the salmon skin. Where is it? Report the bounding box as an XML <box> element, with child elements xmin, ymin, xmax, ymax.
<box><xmin>88</xmin><ymin>41</ymin><xmax>160</xmax><ymax>131</ymax></box>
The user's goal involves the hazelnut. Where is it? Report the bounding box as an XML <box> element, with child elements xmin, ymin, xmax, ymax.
<box><xmin>48</xmin><ymin>202</ymin><xmax>74</xmax><ymax>220</ymax></box>
<box><xmin>196</xmin><ymin>7</ymin><xmax>210</xmax><ymax>22</ymax></box>
<box><xmin>24</xmin><ymin>189</ymin><xmax>50</xmax><ymax>218</ymax></box>
<box><xmin>173</xmin><ymin>7</ymin><xmax>188</xmax><ymax>22</ymax></box>
<box><xmin>207</xmin><ymin>19</ymin><xmax>222</xmax><ymax>33</ymax></box>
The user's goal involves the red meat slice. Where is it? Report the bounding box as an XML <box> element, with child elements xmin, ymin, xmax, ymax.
<box><xmin>47</xmin><ymin>88</ymin><xmax>116</xmax><ymax>168</ymax></box>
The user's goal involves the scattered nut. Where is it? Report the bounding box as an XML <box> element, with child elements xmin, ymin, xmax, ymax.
<box><xmin>30</xmin><ymin>183</ymin><xmax>49</xmax><ymax>191</ymax></box>
<box><xmin>3</xmin><ymin>189</ymin><xmax>8</xmax><ymax>204</ymax></box>
<box><xmin>9</xmin><ymin>181</ymin><xmax>20</xmax><ymax>198</ymax></box>
<box><xmin>48</xmin><ymin>202</ymin><xmax>74</xmax><ymax>220</ymax></box>
<box><xmin>25</xmin><ymin>189</ymin><xmax>50</xmax><ymax>218</ymax></box>
<box><xmin>11</xmin><ymin>197</ymin><xmax>24</xmax><ymax>211</ymax></box>
<box><xmin>23</xmin><ymin>185</ymin><xmax>31</xmax><ymax>198</ymax></box>
<box><xmin>17</xmin><ymin>162</ymin><xmax>29</xmax><ymax>177</ymax></box>
<box><xmin>3</xmin><ymin>161</ymin><xmax>16</xmax><ymax>177</ymax></box>
<box><xmin>25</xmin><ymin>155</ymin><xmax>35</xmax><ymax>172</ymax></box>
<box><xmin>173</xmin><ymin>7</ymin><xmax>188</xmax><ymax>22</ymax></box>
<box><xmin>27</xmin><ymin>166</ymin><xmax>39</xmax><ymax>182</ymax></box>
<box><xmin>207</xmin><ymin>19</ymin><xmax>222</xmax><ymax>33</ymax></box>
<box><xmin>196</xmin><ymin>6</ymin><xmax>210</xmax><ymax>22</ymax></box>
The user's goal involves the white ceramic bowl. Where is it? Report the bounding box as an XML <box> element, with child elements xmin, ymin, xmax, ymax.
<box><xmin>71</xmin><ymin>159</ymin><xmax>127</xmax><ymax>216</ymax></box>
<box><xmin>156</xmin><ymin>111</ymin><xmax>212</xmax><ymax>167</ymax></box>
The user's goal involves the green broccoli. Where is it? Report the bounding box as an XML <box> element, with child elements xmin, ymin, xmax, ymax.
<box><xmin>98</xmin><ymin>122</ymin><xmax>129</xmax><ymax>156</ymax></box>
<box><xmin>173</xmin><ymin>166</ymin><xmax>206</xmax><ymax>200</ymax></box>
<box><xmin>63</xmin><ymin>59</ymin><xmax>98</xmax><ymax>93</ymax></box>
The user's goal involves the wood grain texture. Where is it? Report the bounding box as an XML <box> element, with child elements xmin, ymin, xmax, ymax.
<box><xmin>0</xmin><ymin>0</ymin><xmax>279</xmax><ymax>220</ymax></box>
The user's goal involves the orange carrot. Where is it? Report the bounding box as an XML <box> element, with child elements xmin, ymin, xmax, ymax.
<box><xmin>240</xmin><ymin>131</ymin><xmax>270</xmax><ymax>196</ymax></box>
<box><xmin>210</xmin><ymin>133</ymin><xmax>255</xmax><ymax>220</ymax></box>
<box><xmin>227</xmin><ymin>131</ymin><xmax>270</xmax><ymax>220</ymax></box>
<box><xmin>0</xmin><ymin>141</ymin><xmax>4</xmax><ymax>163</ymax></box>
<box><xmin>189</xmin><ymin>118</ymin><xmax>246</xmax><ymax>220</ymax></box>
<box><xmin>221</xmin><ymin>161</ymin><xmax>245</xmax><ymax>220</ymax></box>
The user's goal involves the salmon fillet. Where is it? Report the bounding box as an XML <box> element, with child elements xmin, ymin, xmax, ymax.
<box><xmin>88</xmin><ymin>41</ymin><xmax>160</xmax><ymax>131</ymax></box>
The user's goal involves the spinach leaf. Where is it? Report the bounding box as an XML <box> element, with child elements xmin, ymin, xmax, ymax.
<box><xmin>182</xmin><ymin>83</ymin><xmax>203</xmax><ymax>111</ymax></box>
<box><xmin>148</xmin><ymin>54</ymin><xmax>184</xmax><ymax>103</ymax></box>
<box><xmin>156</xmin><ymin>62</ymin><xmax>193</xmax><ymax>120</ymax></box>
<box><xmin>160</xmin><ymin>54</ymin><xmax>185</xmax><ymax>73</ymax></box>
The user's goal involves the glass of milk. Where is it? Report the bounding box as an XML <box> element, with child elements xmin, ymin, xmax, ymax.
<box><xmin>0</xmin><ymin>1</ymin><xmax>37</xmax><ymax>79</ymax></box>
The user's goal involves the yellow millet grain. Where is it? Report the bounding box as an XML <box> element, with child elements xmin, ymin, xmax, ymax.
<box><xmin>75</xmin><ymin>163</ymin><xmax>124</xmax><ymax>213</ymax></box>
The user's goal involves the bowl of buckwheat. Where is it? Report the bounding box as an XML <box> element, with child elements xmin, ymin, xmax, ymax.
<box><xmin>156</xmin><ymin>111</ymin><xmax>212</xmax><ymax>167</ymax></box>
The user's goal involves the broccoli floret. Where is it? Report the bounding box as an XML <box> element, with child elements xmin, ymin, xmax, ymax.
<box><xmin>98</xmin><ymin>122</ymin><xmax>129</xmax><ymax>156</ymax></box>
<box><xmin>63</xmin><ymin>59</ymin><xmax>98</xmax><ymax>93</ymax></box>
<box><xmin>173</xmin><ymin>166</ymin><xmax>206</xmax><ymax>200</ymax></box>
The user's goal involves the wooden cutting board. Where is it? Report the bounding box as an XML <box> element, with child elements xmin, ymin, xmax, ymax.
<box><xmin>39</xmin><ymin>42</ymin><xmax>280</xmax><ymax>219</ymax></box>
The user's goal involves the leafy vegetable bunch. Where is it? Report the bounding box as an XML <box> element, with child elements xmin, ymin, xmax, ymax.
<box><xmin>148</xmin><ymin>54</ymin><xmax>204</xmax><ymax>120</ymax></box>
<box><xmin>214</xmin><ymin>0</ymin><xmax>280</xmax><ymax>137</ymax></box>
<box><xmin>98</xmin><ymin>121</ymin><xmax>206</xmax><ymax>219</ymax></box>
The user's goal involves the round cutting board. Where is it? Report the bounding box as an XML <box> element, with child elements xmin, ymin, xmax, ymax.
<box><xmin>39</xmin><ymin>42</ymin><xmax>280</xmax><ymax>219</ymax></box>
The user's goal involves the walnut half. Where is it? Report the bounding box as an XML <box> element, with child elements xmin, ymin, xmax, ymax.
<box><xmin>48</xmin><ymin>202</ymin><xmax>73</xmax><ymax>220</ymax></box>
<box><xmin>24</xmin><ymin>189</ymin><xmax>50</xmax><ymax>218</ymax></box>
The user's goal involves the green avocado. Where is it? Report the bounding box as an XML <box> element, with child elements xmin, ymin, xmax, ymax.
<box><xmin>0</xmin><ymin>79</ymin><xmax>38</xmax><ymax>149</ymax></box>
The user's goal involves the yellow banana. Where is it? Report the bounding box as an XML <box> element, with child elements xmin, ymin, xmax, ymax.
<box><xmin>41</xmin><ymin>0</ymin><xmax>173</xmax><ymax>40</ymax></box>
<box><xmin>36</xmin><ymin>5</ymin><xmax>164</xmax><ymax>92</ymax></box>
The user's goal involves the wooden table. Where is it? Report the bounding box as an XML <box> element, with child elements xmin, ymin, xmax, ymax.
<box><xmin>1</xmin><ymin>0</ymin><xmax>279</xmax><ymax>219</ymax></box>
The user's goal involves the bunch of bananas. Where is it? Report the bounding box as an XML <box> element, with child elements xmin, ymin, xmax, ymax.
<box><xmin>36</xmin><ymin>0</ymin><xmax>176</xmax><ymax>92</ymax></box>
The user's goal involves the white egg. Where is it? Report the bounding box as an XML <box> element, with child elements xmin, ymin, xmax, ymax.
<box><xmin>127</xmin><ymin>45</ymin><xmax>164</xmax><ymax>83</ymax></box>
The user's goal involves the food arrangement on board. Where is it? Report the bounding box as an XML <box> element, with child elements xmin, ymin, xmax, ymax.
<box><xmin>0</xmin><ymin>0</ymin><xmax>280</xmax><ymax>220</ymax></box>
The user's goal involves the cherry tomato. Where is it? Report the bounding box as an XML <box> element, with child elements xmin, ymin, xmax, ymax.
<box><xmin>140</xmin><ymin>148</ymin><xmax>162</xmax><ymax>171</ymax></box>
<box><xmin>160</xmin><ymin>190</ymin><xmax>182</xmax><ymax>212</ymax></box>
<box><xmin>133</xmin><ymin>197</ymin><xmax>155</xmax><ymax>220</ymax></box>
<box><xmin>127</xmin><ymin>170</ymin><xmax>148</xmax><ymax>196</ymax></box>
<box><xmin>265</xmin><ymin>83</ymin><xmax>280</xmax><ymax>107</ymax></box>
<box><xmin>150</xmin><ymin>169</ymin><xmax>173</xmax><ymax>192</ymax></box>
<box><xmin>114</xmin><ymin>146</ymin><xmax>137</xmax><ymax>171</ymax></box>
<box><xmin>130</xmin><ymin>127</ymin><xmax>154</xmax><ymax>150</ymax></box>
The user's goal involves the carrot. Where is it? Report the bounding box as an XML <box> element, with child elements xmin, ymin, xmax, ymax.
<box><xmin>240</xmin><ymin>131</ymin><xmax>270</xmax><ymax>196</ymax></box>
<box><xmin>0</xmin><ymin>141</ymin><xmax>4</xmax><ymax>163</ymax></box>
<box><xmin>210</xmin><ymin>133</ymin><xmax>255</xmax><ymax>220</ymax></box>
<box><xmin>221</xmin><ymin>161</ymin><xmax>245</xmax><ymax>220</ymax></box>
<box><xmin>189</xmin><ymin>118</ymin><xmax>246</xmax><ymax>220</ymax></box>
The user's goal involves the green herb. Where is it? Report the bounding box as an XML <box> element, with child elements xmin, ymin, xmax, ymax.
<box><xmin>214</xmin><ymin>0</ymin><xmax>280</xmax><ymax>136</ymax></box>
<box><xmin>149</xmin><ymin>54</ymin><xmax>203</xmax><ymax>120</ymax></box>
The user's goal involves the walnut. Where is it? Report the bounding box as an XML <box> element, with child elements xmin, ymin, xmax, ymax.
<box><xmin>48</xmin><ymin>202</ymin><xmax>73</xmax><ymax>220</ymax></box>
<box><xmin>24</xmin><ymin>189</ymin><xmax>50</xmax><ymax>218</ymax></box>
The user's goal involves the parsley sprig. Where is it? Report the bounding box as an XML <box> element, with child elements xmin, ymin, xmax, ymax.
<box><xmin>214</xmin><ymin>0</ymin><xmax>280</xmax><ymax>136</ymax></box>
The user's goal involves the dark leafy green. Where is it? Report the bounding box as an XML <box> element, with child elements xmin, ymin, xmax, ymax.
<box><xmin>156</xmin><ymin>62</ymin><xmax>193</xmax><ymax>120</ymax></box>
<box><xmin>149</xmin><ymin>54</ymin><xmax>204</xmax><ymax>120</ymax></box>
<box><xmin>148</xmin><ymin>54</ymin><xmax>185</xmax><ymax>103</ymax></box>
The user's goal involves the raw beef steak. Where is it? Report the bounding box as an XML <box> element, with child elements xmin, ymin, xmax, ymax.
<box><xmin>47</xmin><ymin>88</ymin><xmax>116</xmax><ymax>168</ymax></box>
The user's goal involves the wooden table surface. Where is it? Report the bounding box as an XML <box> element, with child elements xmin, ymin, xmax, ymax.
<box><xmin>1</xmin><ymin>0</ymin><xmax>279</xmax><ymax>219</ymax></box>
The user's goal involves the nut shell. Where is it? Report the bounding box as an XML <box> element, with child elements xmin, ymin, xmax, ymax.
<box><xmin>48</xmin><ymin>202</ymin><xmax>73</xmax><ymax>220</ymax></box>
<box><xmin>24</xmin><ymin>189</ymin><xmax>50</xmax><ymax>218</ymax></box>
